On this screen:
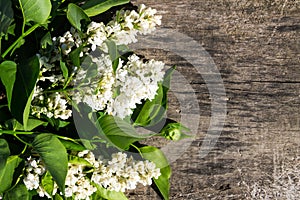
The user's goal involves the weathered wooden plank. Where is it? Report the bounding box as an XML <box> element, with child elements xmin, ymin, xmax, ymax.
<box><xmin>129</xmin><ymin>0</ymin><xmax>300</xmax><ymax>199</ymax></box>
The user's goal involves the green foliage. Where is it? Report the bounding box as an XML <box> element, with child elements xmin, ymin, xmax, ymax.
<box><xmin>97</xmin><ymin>115</ymin><xmax>150</xmax><ymax>150</ymax></box>
<box><xmin>3</xmin><ymin>183</ymin><xmax>30</xmax><ymax>200</ymax></box>
<box><xmin>0</xmin><ymin>138</ymin><xmax>10</xmax><ymax>172</ymax></box>
<box><xmin>0</xmin><ymin>0</ymin><xmax>14</xmax><ymax>37</ymax></box>
<box><xmin>0</xmin><ymin>1</ymin><xmax>179</xmax><ymax>199</ymax></box>
<box><xmin>32</xmin><ymin>133</ymin><xmax>68</xmax><ymax>192</ymax></box>
<box><xmin>0</xmin><ymin>155</ymin><xmax>22</xmax><ymax>193</ymax></box>
<box><xmin>41</xmin><ymin>171</ymin><xmax>54</xmax><ymax>196</ymax></box>
<box><xmin>0</xmin><ymin>61</ymin><xmax>16</xmax><ymax>110</ymax></box>
<box><xmin>139</xmin><ymin>146</ymin><xmax>171</xmax><ymax>200</ymax></box>
<box><xmin>81</xmin><ymin>0</ymin><xmax>130</xmax><ymax>17</ymax></box>
<box><xmin>10</xmin><ymin>56</ymin><xmax>39</xmax><ymax>129</ymax></box>
<box><xmin>92</xmin><ymin>184</ymin><xmax>128</xmax><ymax>200</ymax></box>
<box><xmin>132</xmin><ymin>66</ymin><xmax>175</xmax><ymax>127</ymax></box>
<box><xmin>19</xmin><ymin>0</ymin><xmax>52</xmax><ymax>24</ymax></box>
<box><xmin>67</xmin><ymin>3</ymin><xmax>90</xmax><ymax>31</ymax></box>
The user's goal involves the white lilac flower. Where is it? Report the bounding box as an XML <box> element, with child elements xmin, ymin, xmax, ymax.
<box><xmin>64</xmin><ymin>164</ymin><xmax>97</xmax><ymax>200</ymax></box>
<box><xmin>84</xmin><ymin>151</ymin><xmax>161</xmax><ymax>192</ymax></box>
<box><xmin>23</xmin><ymin>157</ymin><xmax>46</xmax><ymax>192</ymax></box>
<box><xmin>31</xmin><ymin>92</ymin><xmax>72</xmax><ymax>120</ymax></box>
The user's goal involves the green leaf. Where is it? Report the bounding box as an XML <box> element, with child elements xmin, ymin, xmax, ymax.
<box><xmin>92</xmin><ymin>184</ymin><xmax>128</xmax><ymax>200</ymax></box>
<box><xmin>132</xmin><ymin>66</ymin><xmax>176</xmax><ymax>127</ymax></box>
<box><xmin>97</xmin><ymin>115</ymin><xmax>150</xmax><ymax>150</ymax></box>
<box><xmin>41</xmin><ymin>171</ymin><xmax>54</xmax><ymax>196</ymax></box>
<box><xmin>161</xmin><ymin>66</ymin><xmax>176</xmax><ymax>109</ymax></box>
<box><xmin>0</xmin><ymin>139</ymin><xmax>10</xmax><ymax>172</ymax></box>
<box><xmin>40</xmin><ymin>32</ymin><xmax>52</xmax><ymax>49</ymax></box>
<box><xmin>19</xmin><ymin>0</ymin><xmax>52</xmax><ymax>24</ymax></box>
<box><xmin>81</xmin><ymin>0</ymin><xmax>130</xmax><ymax>17</ymax></box>
<box><xmin>132</xmin><ymin>84</ymin><xmax>165</xmax><ymax>126</ymax></box>
<box><xmin>67</xmin><ymin>3</ymin><xmax>90</xmax><ymax>31</ymax></box>
<box><xmin>69</xmin><ymin>45</ymin><xmax>83</xmax><ymax>67</ymax></box>
<box><xmin>32</xmin><ymin>133</ymin><xmax>68</xmax><ymax>192</ymax></box>
<box><xmin>3</xmin><ymin>183</ymin><xmax>30</xmax><ymax>200</ymax></box>
<box><xmin>68</xmin><ymin>155</ymin><xmax>93</xmax><ymax>167</ymax></box>
<box><xmin>0</xmin><ymin>0</ymin><xmax>14</xmax><ymax>36</ymax></box>
<box><xmin>60</xmin><ymin>60</ymin><xmax>69</xmax><ymax>81</ymax></box>
<box><xmin>54</xmin><ymin>194</ymin><xmax>64</xmax><ymax>200</ymax></box>
<box><xmin>59</xmin><ymin>139</ymin><xmax>86</xmax><ymax>151</ymax></box>
<box><xmin>106</xmin><ymin>40</ymin><xmax>119</xmax><ymax>73</ymax></box>
<box><xmin>10</xmin><ymin>56</ymin><xmax>39</xmax><ymax>127</ymax></box>
<box><xmin>0</xmin><ymin>61</ymin><xmax>16</xmax><ymax>110</ymax></box>
<box><xmin>13</xmin><ymin>118</ymin><xmax>48</xmax><ymax>131</ymax></box>
<box><xmin>0</xmin><ymin>155</ymin><xmax>22</xmax><ymax>193</ymax></box>
<box><xmin>139</xmin><ymin>146</ymin><xmax>171</xmax><ymax>200</ymax></box>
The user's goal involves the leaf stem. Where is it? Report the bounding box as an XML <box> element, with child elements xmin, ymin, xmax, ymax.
<box><xmin>14</xmin><ymin>134</ymin><xmax>31</xmax><ymax>146</ymax></box>
<box><xmin>131</xmin><ymin>143</ymin><xmax>143</xmax><ymax>158</ymax></box>
<box><xmin>1</xmin><ymin>24</ymin><xmax>40</xmax><ymax>58</ymax></box>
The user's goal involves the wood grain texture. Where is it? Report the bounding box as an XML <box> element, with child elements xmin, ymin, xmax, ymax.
<box><xmin>127</xmin><ymin>0</ymin><xmax>300</xmax><ymax>199</ymax></box>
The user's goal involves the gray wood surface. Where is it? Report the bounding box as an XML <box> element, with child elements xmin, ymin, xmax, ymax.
<box><xmin>128</xmin><ymin>0</ymin><xmax>300</xmax><ymax>199</ymax></box>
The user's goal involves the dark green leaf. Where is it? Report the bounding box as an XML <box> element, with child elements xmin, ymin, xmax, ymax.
<box><xmin>139</xmin><ymin>146</ymin><xmax>171</xmax><ymax>200</ymax></box>
<box><xmin>0</xmin><ymin>155</ymin><xmax>22</xmax><ymax>193</ymax></box>
<box><xmin>0</xmin><ymin>139</ymin><xmax>10</xmax><ymax>172</ymax></box>
<box><xmin>92</xmin><ymin>184</ymin><xmax>128</xmax><ymax>200</ymax></box>
<box><xmin>10</xmin><ymin>56</ymin><xmax>39</xmax><ymax>128</ymax></box>
<box><xmin>0</xmin><ymin>0</ymin><xmax>14</xmax><ymax>36</ymax></box>
<box><xmin>81</xmin><ymin>0</ymin><xmax>130</xmax><ymax>17</ymax></box>
<box><xmin>97</xmin><ymin>115</ymin><xmax>150</xmax><ymax>150</ymax></box>
<box><xmin>3</xmin><ymin>183</ymin><xmax>30</xmax><ymax>200</ymax></box>
<box><xmin>67</xmin><ymin>3</ymin><xmax>90</xmax><ymax>31</ymax></box>
<box><xmin>69</xmin><ymin>46</ymin><xmax>83</xmax><ymax>67</ymax></box>
<box><xmin>60</xmin><ymin>60</ymin><xmax>69</xmax><ymax>81</ymax></box>
<box><xmin>32</xmin><ymin>133</ymin><xmax>68</xmax><ymax>192</ymax></box>
<box><xmin>0</xmin><ymin>61</ymin><xmax>16</xmax><ymax>110</ymax></box>
<box><xmin>19</xmin><ymin>0</ymin><xmax>52</xmax><ymax>24</ymax></box>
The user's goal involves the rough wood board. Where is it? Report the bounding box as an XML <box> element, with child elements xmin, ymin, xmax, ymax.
<box><xmin>128</xmin><ymin>0</ymin><xmax>300</xmax><ymax>199</ymax></box>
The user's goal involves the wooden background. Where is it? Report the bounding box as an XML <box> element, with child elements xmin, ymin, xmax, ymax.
<box><xmin>128</xmin><ymin>0</ymin><xmax>300</xmax><ymax>199</ymax></box>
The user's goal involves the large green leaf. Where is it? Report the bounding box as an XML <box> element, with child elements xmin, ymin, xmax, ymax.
<box><xmin>10</xmin><ymin>56</ymin><xmax>39</xmax><ymax>128</ymax></box>
<box><xmin>32</xmin><ymin>133</ymin><xmax>68</xmax><ymax>192</ymax></box>
<box><xmin>97</xmin><ymin>115</ymin><xmax>150</xmax><ymax>150</ymax></box>
<box><xmin>67</xmin><ymin>3</ymin><xmax>90</xmax><ymax>31</ymax></box>
<box><xmin>92</xmin><ymin>184</ymin><xmax>128</xmax><ymax>200</ymax></box>
<box><xmin>0</xmin><ymin>155</ymin><xmax>22</xmax><ymax>193</ymax></box>
<box><xmin>0</xmin><ymin>0</ymin><xmax>14</xmax><ymax>36</ymax></box>
<box><xmin>81</xmin><ymin>0</ymin><xmax>130</xmax><ymax>17</ymax></box>
<box><xmin>0</xmin><ymin>61</ymin><xmax>17</xmax><ymax>110</ymax></box>
<box><xmin>0</xmin><ymin>139</ymin><xmax>10</xmax><ymax>172</ymax></box>
<box><xmin>139</xmin><ymin>146</ymin><xmax>171</xmax><ymax>200</ymax></box>
<box><xmin>19</xmin><ymin>0</ymin><xmax>52</xmax><ymax>24</ymax></box>
<box><xmin>3</xmin><ymin>183</ymin><xmax>30</xmax><ymax>200</ymax></box>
